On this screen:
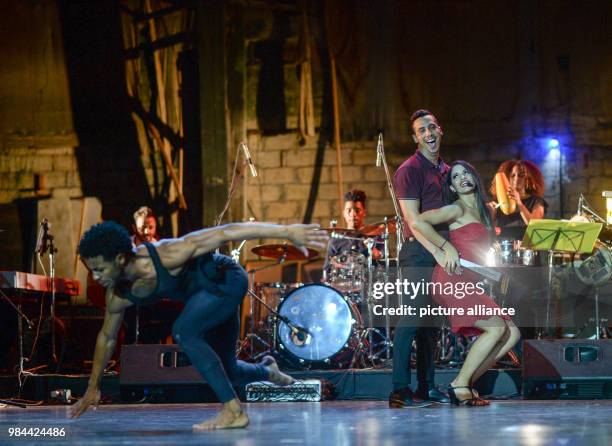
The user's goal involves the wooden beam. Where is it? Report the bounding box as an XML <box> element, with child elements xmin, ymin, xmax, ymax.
<box><xmin>227</xmin><ymin>4</ymin><xmax>247</xmax><ymax>223</ymax></box>
<box><xmin>123</xmin><ymin>32</ymin><xmax>193</xmax><ymax>59</ymax></box>
<box><xmin>146</xmin><ymin>122</ymin><xmax>187</xmax><ymax>210</ymax></box>
<box><xmin>197</xmin><ymin>1</ymin><xmax>229</xmax><ymax>227</ymax></box>
<box><xmin>145</xmin><ymin>0</ymin><xmax>186</xmax><ymax>237</ymax></box>
<box><xmin>330</xmin><ymin>55</ymin><xmax>344</xmax><ymax>218</ymax></box>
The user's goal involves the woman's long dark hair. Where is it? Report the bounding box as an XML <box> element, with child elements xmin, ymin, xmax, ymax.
<box><xmin>443</xmin><ymin>160</ymin><xmax>494</xmax><ymax>234</ymax></box>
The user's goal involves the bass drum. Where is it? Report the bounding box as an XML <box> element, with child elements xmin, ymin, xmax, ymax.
<box><xmin>275</xmin><ymin>284</ymin><xmax>361</xmax><ymax>369</ymax></box>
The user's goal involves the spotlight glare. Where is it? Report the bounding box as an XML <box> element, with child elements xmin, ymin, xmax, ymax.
<box><xmin>548</xmin><ymin>147</ymin><xmax>560</xmax><ymax>159</ymax></box>
<box><xmin>547</xmin><ymin>138</ymin><xmax>560</xmax><ymax>149</ymax></box>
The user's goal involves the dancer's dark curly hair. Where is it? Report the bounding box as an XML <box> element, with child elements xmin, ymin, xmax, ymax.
<box><xmin>78</xmin><ymin>221</ymin><xmax>132</xmax><ymax>260</ymax></box>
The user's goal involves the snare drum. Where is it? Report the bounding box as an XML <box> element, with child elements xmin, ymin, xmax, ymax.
<box><xmin>275</xmin><ymin>284</ymin><xmax>362</xmax><ymax>369</ymax></box>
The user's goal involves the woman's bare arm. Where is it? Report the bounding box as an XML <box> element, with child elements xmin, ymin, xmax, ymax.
<box><xmin>411</xmin><ymin>205</ymin><xmax>463</xmax><ymax>252</ymax></box>
<box><xmin>412</xmin><ymin>205</ymin><xmax>464</xmax><ymax>274</ymax></box>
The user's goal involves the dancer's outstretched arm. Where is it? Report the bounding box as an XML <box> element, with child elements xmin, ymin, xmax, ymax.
<box><xmin>145</xmin><ymin>222</ymin><xmax>328</xmax><ymax>270</ymax></box>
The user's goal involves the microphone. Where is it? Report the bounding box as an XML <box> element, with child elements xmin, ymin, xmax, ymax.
<box><xmin>35</xmin><ymin>219</ymin><xmax>49</xmax><ymax>255</ymax></box>
<box><xmin>241</xmin><ymin>143</ymin><xmax>258</xmax><ymax>177</ymax></box>
<box><xmin>290</xmin><ymin>325</ymin><xmax>311</xmax><ymax>346</ymax></box>
<box><xmin>376</xmin><ymin>132</ymin><xmax>383</xmax><ymax>167</ymax></box>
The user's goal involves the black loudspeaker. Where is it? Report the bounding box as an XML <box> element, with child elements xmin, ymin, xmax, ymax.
<box><xmin>119</xmin><ymin>344</ymin><xmax>223</xmax><ymax>404</ymax></box>
<box><xmin>120</xmin><ymin>344</ymin><xmax>203</xmax><ymax>385</ymax></box>
<box><xmin>522</xmin><ymin>339</ymin><xmax>612</xmax><ymax>399</ymax></box>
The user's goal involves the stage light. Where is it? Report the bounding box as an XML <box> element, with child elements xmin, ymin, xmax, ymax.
<box><xmin>549</xmin><ymin>148</ymin><xmax>560</xmax><ymax>159</ymax></box>
<box><xmin>546</xmin><ymin>138</ymin><xmax>560</xmax><ymax>159</ymax></box>
<box><xmin>604</xmin><ymin>191</ymin><xmax>612</xmax><ymax>225</ymax></box>
<box><xmin>485</xmin><ymin>247</ymin><xmax>497</xmax><ymax>267</ymax></box>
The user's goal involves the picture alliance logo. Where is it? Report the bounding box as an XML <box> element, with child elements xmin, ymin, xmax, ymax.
<box><xmin>372</xmin><ymin>279</ymin><xmax>486</xmax><ymax>300</ymax></box>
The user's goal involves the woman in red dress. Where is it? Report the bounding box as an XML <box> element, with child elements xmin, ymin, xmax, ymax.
<box><xmin>411</xmin><ymin>160</ymin><xmax>520</xmax><ymax>406</ymax></box>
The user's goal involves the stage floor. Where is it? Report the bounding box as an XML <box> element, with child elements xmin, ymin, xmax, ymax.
<box><xmin>1</xmin><ymin>400</ymin><xmax>611</xmax><ymax>445</ymax></box>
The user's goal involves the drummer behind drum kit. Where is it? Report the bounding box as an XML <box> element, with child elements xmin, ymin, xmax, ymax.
<box><xmin>240</xmin><ymin>219</ymin><xmax>398</xmax><ymax>370</ymax></box>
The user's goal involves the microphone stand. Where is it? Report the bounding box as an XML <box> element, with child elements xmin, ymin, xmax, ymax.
<box><xmin>37</xmin><ymin>220</ymin><xmax>58</xmax><ymax>363</ymax></box>
<box><xmin>215</xmin><ymin>145</ymin><xmax>248</xmax><ymax>226</ymax></box>
<box><xmin>245</xmin><ymin>289</ymin><xmax>311</xmax><ymax>340</ymax></box>
<box><xmin>376</xmin><ymin>132</ymin><xmax>404</xmax><ymax>343</ymax></box>
<box><xmin>377</xmin><ymin>133</ymin><xmax>405</xmax><ymax>245</ymax></box>
<box><xmin>47</xmin><ymin>233</ymin><xmax>58</xmax><ymax>363</ymax></box>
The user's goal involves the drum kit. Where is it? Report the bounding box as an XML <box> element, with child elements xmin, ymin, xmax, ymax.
<box><xmin>240</xmin><ymin>218</ymin><xmax>398</xmax><ymax>369</ymax></box>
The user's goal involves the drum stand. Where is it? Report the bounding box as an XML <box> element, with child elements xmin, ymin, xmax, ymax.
<box><xmin>238</xmin><ymin>261</ymin><xmax>282</xmax><ymax>361</ymax></box>
<box><xmin>437</xmin><ymin>326</ymin><xmax>465</xmax><ymax>367</ymax></box>
<box><xmin>243</xmin><ymin>288</ymin><xmax>311</xmax><ymax>357</ymax></box>
<box><xmin>575</xmin><ymin>287</ymin><xmax>611</xmax><ymax>340</ymax></box>
<box><xmin>239</xmin><ymin>248</ymin><xmax>309</xmax><ymax>361</ymax></box>
<box><xmin>354</xmin><ymin>237</ymin><xmax>392</xmax><ymax>365</ymax></box>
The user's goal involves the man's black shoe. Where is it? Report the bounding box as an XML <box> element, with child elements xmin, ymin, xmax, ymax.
<box><xmin>416</xmin><ymin>387</ymin><xmax>451</xmax><ymax>404</ymax></box>
<box><xmin>389</xmin><ymin>388</ymin><xmax>434</xmax><ymax>408</ymax></box>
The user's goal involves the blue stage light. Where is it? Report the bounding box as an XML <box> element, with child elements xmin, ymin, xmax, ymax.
<box><xmin>548</xmin><ymin>147</ymin><xmax>560</xmax><ymax>159</ymax></box>
<box><xmin>547</xmin><ymin>138</ymin><xmax>560</xmax><ymax>149</ymax></box>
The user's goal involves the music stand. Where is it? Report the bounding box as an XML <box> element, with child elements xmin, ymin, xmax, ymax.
<box><xmin>522</xmin><ymin>219</ymin><xmax>602</xmax><ymax>337</ymax></box>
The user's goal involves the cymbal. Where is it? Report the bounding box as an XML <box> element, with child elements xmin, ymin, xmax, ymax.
<box><xmin>368</xmin><ymin>216</ymin><xmax>398</xmax><ymax>225</ymax></box>
<box><xmin>251</xmin><ymin>244</ymin><xmax>319</xmax><ymax>261</ymax></box>
<box><xmin>359</xmin><ymin>220</ymin><xmax>397</xmax><ymax>236</ymax></box>
<box><xmin>321</xmin><ymin>227</ymin><xmax>360</xmax><ymax>236</ymax></box>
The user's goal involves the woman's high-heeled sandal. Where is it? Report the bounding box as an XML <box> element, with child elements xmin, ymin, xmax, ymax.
<box><xmin>447</xmin><ymin>385</ymin><xmax>490</xmax><ymax>406</ymax></box>
<box><xmin>469</xmin><ymin>386</ymin><xmax>491</xmax><ymax>406</ymax></box>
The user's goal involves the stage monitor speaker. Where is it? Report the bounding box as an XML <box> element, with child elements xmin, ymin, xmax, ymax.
<box><xmin>120</xmin><ymin>344</ymin><xmax>204</xmax><ymax>385</ymax></box>
<box><xmin>522</xmin><ymin>339</ymin><xmax>612</xmax><ymax>399</ymax></box>
<box><xmin>119</xmin><ymin>344</ymin><xmax>227</xmax><ymax>404</ymax></box>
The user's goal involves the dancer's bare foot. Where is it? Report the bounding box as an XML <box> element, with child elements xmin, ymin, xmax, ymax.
<box><xmin>192</xmin><ymin>398</ymin><xmax>249</xmax><ymax>431</ymax></box>
<box><xmin>262</xmin><ymin>355</ymin><xmax>294</xmax><ymax>386</ymax></box>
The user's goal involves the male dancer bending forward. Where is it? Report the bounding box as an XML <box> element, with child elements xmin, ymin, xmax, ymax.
<box><xmin>69</xmin><ymin>221</ymin><xmax>327</xmax><ymax>429</ymax></box>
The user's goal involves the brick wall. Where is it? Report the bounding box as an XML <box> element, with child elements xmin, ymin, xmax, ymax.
<box><xmin>246</xmin><ymin>133</ymin><xmax>398</xmax><ymax>227</ymax></box>
<box><xmin>0</xmin><ymin>146</ymin><xmax>82</xmax><ymax>203</ymax></box>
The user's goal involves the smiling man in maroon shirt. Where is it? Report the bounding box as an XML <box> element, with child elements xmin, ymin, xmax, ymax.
<box><xmin>389</xmin><ymin>109</ymin><xmax>455</xmax><ymax>407</ymax></box>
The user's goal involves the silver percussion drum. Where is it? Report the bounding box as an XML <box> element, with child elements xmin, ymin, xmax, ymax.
<box><xmin>326</xmin><ymin>252</ymin><xmax>366</xmax><ymax>301</ymax></box>
<box><xmin>499</xmin><ymin>240</ymin><xmax>514</xmax><ymax>264</ymax></box>
<box><xmin>496</xmin><ymin>240</ymin><xmax>537</xmax><ymax>266</ymax></box>
<box><xmin>517</xmin><ymin>248</ymin><xmax>536</xmax><ymax>266</ymax></box>
<box><xmin>276</xmin><ymin>284</ymin><xmax>361</xmax><ymax>368</ymax></box>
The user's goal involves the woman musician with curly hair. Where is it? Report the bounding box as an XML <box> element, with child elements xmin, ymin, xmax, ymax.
<box><xmin>489</xmin><ymin>159</ymin><xmax>548</xmax><ymax>241</ymax></box>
